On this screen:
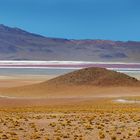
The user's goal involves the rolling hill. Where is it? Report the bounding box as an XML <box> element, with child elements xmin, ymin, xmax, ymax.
<box><xmin>0</xmin><ymin>67</ymin><xmax>140</xmax><ymax>98</ymax></box>
<box><xmin>0</xmin><ymin>24</ymin><xmax>140</xmax><ymax>62</ymax></box>
<box><xmin>45</xmin><ymin>67</ymin><xmax>140</xmax><ymax>86</ymax></box>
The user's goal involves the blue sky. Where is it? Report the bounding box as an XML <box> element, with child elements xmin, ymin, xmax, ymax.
<box><xmin>0</xmin><ymin>0</ymin><xmax>140</xmax><ymax>41</ymax></box>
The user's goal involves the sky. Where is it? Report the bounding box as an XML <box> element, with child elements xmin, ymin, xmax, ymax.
<box><xmin>0</xmin><ymin>0</ymin><xmax>140</xmax><ymax>41</ymax></box>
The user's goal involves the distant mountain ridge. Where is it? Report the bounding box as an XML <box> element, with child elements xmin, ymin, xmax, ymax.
<box><xmin>0</xmin><ymin>24</ymin><xmax>140</xmax><ymax>62</ymax></box>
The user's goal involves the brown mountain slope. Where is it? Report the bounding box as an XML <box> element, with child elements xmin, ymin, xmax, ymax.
<box><xmin>0</xmin><ymin>67</ymin><xmax>140</xmax><ymax>98</ymax></box>
<box><xmin>44</xmin><ymin>67</ymin><xmax>140</xmax><ymax>86</ymax></box>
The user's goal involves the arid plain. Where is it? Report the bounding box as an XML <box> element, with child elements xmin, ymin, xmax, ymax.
<box><xmin>0</xmin><ymin>67</ymin><xmax>140</xmax><ymax>140</ymax></box>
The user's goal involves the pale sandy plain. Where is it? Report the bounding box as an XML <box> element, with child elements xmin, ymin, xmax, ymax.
<box><xmin>0</xmin><ymin>72</ymin><xmax>140</xmax><ymax>140</ymax></box>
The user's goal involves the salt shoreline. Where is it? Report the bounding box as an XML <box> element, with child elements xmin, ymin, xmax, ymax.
<box><xmin>114</xmin><ymin>99</ymin><xmax>140</xmax><ymax>104</ymax></box>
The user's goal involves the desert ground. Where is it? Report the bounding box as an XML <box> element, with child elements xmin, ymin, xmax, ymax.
<box><xmin>0</xmin><ymin>75</ymin><xmax>56</xmax><ymax>87</ymax></box>
<box><xmin>0</xmin><ymin>97</ymin><xmax>140</xmax><ymax>140</ymax></box>
<box><xmin>0</xmin><ymin>70</ymin><xmax>140</xmax><ymax>140</ymax></box>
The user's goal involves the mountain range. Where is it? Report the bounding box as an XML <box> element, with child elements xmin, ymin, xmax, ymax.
<box><xmin>0</xmin><ymin>24</ymin><xmax>140</xmax><ymax>62</ymax></box>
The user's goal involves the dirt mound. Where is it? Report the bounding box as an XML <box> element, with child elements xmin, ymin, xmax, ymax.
<box><xmin>0</xmin><ymin>67</ymin><xmax>139</xmax><ymax>98</ymax></box>
<box><xmin>44</xmin><ymin>67</ymin><xmax>140</xmax><ymax>86</ymax></box>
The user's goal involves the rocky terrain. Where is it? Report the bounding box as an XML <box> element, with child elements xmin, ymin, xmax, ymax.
<box><xmin>0</xmin><ymin>67</ymin><xmax>140</xmax><ymax>98</ymax></box>
<box><xmin>45</xmin><ymin>67</ymin><xmax>140</xmax><ymax>86</ymax></box>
